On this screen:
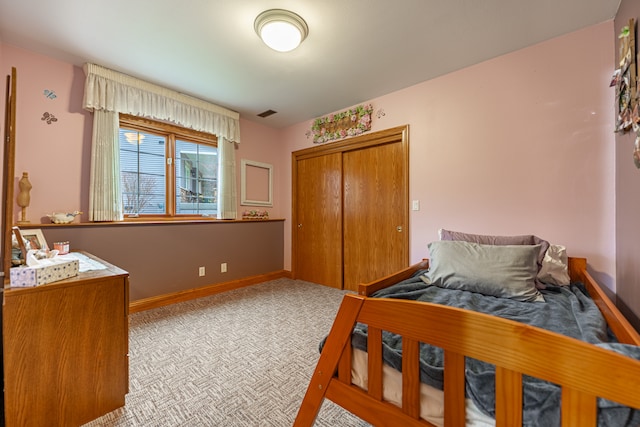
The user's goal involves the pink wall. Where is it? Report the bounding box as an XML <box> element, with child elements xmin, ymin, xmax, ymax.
<box><xmin>0</xmin><ymin>21</ymin><xmax>620</xmax><ymax>297</ymax></box>
<box><xmin>282</xmin><ymin>22</ymin><xmax>617</xmax><ymax>290</ymax></box>
<box><xmin>236</xmin><ymin>118</ymin><xmax>285</xmax><ymax>218</ymax></box>
<box><xmin>1</xmin><ymin>45</ymin><xmax>92</xmax><ymax>224</ymax></box>
<box><xmin>614</xmin><ymin>0</ymin><xmax>640</xmax><ymax>325</ymax></box>
<box><xmin>0</xmin><ymin>45</ymin><xmax>289</xmax><ymax>226</ymax></box>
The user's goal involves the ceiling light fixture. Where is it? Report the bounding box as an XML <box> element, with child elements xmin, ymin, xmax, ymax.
<box><xmin>254</xmin><ymin>9</ymin><xmax>308</xmax><ymax>53</ymax></box>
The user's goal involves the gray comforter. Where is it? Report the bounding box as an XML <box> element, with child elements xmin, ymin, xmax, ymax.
<box><xmin>347</xmin><ymin>271</ymin><xmax>640</xmax><ymax>426</ymax></box>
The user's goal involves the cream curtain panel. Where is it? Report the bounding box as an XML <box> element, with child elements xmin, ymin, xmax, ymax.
<box><xmin>82</xmin><ymin>63</ymin><xmax>241</xmax><ymax>220</ymax></box>
<box><xmin>217</xmin><ymin>137</ymin><xmax>237</xmax><ymax>219</ymax></box>
<box><xmin>89</xmin><ymin>110</ymin><xmax>123</xmax><ymax>221</ymax></box>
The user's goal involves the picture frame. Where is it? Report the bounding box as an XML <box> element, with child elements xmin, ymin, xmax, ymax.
<box><xmin>240</xmin><ymin>159</ymin><xmax>273</xmax><ymax>207</ymax></box>
<box><xmin>19</xmin><ymin>228</ymin><xmax>48</xmax><ymax>250</ymax></box>
<box><xmin>12</xmin><ymin>227</ymin><xmax>27</xmax><ymax>262</ymax></box>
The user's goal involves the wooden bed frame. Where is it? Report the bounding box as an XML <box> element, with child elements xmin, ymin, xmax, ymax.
<box><xmin>294</xmin><ymin>257</ymin><xmax>640</xmax><ymax>427</ymax></box>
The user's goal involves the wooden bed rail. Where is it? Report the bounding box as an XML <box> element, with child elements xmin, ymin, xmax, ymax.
<box><xmin>295</xmin><ymin>256</ymin><xmax>640</xmax><ymax>426</ymax></box>
<box><xmin>358</xmin><ymin>259</ymin><xmax>429</xmax><ymax>297</ymax></box>
<box><xmin>359</xmin><ymin>257</ymin><xmax>640</xmax><ymax>345</ymax></box>
<box><xmin>295</xmin><ymin>293</ymin><xmax>640</xmax><ymax>427</ymax></box>
<box><xmin>569</xmin><ymin>258</ymin><xmax>640</xmax><ymax>345</ymax></box>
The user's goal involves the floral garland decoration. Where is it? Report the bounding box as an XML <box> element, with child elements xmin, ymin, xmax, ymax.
<box><xmin>311</xmin><ymin>103</ymin><xmax>373</xmax><ymax>144</ymax></box>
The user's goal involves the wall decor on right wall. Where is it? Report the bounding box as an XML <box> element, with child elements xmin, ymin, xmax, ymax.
<box><xmin>614</xmin><ymin>18</ymin><xmax>637</xmax><ymax>134</ymax></box>
<box><xmin>613</xmin><ymin>18</ymin><xmax>640</xmax><ymax>168</ymax></box>
<box><xmin>634</xmin><ymin>134</ymin><xmax>640</xmax><ymax>168</ymax></box>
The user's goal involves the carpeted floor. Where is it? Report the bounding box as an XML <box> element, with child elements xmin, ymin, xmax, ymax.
<box><xmin>83</xmin><ymin>278</ymin><xmax>371</xmax><ymax>426</ymax></box>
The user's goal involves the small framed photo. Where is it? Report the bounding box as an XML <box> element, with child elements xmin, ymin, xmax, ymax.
<box><xmin>20</xmin><ymin>228</ymin><xmax>48</xmax><ymax>250</ymax></box>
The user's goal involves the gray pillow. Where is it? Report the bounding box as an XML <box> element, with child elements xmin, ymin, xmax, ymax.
<box><xmin>438</xmin><ymin>228</ymin><xmax>550</xmax><ymax>270</ymax></box>
<box><xmin>422</xmin><ymin>240</ymin><xmax>545</xmax><ymax>302</ymax></box>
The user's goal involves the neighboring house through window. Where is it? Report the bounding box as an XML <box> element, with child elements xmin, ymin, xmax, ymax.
<box><xmin>119</xmin><ymin>114</ymin><xmax>218</xmax><ymax>218</ymax></box>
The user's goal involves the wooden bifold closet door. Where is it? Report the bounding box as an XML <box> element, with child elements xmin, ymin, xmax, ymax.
<box><xmin>295</xmin><ymin>153</ymin><xmax>343</xmax><ymax>288</ymax></box>
<box><xmin>293</xmin><ymin>125</ymin><xmax>409</xmax><ymax>291</ymax></box>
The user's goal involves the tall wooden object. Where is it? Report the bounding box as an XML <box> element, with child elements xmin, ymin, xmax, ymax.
<box><xmin>3</xmin><ymin>253</ymin><xmax>129</xmax><ymax>426</ymax></box>
<box><xmin>3</xmin><ymin>67</ymin><xmax>17</xmax><ymax>284</ymax></box>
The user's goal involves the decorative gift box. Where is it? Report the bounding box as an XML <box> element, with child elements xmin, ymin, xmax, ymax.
<box><xmin>9</xmin><ymin>259</ymin><xmax>79</xmax><ymax>287</ymax></box>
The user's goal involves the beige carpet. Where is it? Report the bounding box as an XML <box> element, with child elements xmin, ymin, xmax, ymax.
<box><xmin>83</xmin><ymin>278</ymin><xmax>370</xmax><ymax>426</ymax></box>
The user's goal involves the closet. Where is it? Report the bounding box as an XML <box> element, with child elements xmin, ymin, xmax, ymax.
<box><xmin>292</xmin><ymin>125</ymin><xmax>409</xmax><ymax>291</ymax></box>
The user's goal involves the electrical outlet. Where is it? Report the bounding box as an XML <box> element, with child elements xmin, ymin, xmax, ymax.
<box><xmin>198</xmin><ymin>266</ymin><xmax>205</xmax><ymax>276</ymax></box>
<box><xmin>221</xmin><ymin>263</ymin><xmax>227</xmax><ymax>273</ymax></box>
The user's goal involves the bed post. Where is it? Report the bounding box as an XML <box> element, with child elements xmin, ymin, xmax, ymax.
<box><xmin>294</xmin><ymin>294</ymin><xmax>365</xmax><ymax>427</ymax></box>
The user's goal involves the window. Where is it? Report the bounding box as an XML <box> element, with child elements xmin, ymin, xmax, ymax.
<box><xmin>119</xmin><ymin>115</ymin><xmax>218</xmax><ymax>218</ymax></box>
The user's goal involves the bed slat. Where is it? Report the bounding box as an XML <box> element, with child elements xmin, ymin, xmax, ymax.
<box><xmin>561</xmin><ymin>388</ymin><xmax>596</xmax><ymax>427</ymax></box>
<box><xmin>368</xmin><ymin>326</ymin><xmax>383</xmax><ymax>400</ymax></box>
<box><xmin>443</xmin><ymin>351</ymin><xmax>466</xmax><ymax>427</ymax></box>
<box><xmin>338</xmin><ymin>341</ymin><xmax>352</xmax><ymax>383</ymax></box>
<box><xmin>495</xmin><ymin>367</ymin><xmax>522</xmax><ymax>426</ymax></box>
<box><xmin>402</xmin><ymin>337</ymin><xmax>421</xmax><ymax>418</ymax></box>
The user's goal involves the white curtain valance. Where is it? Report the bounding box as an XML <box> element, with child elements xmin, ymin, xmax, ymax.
<box><xmin>82</xmin><ymin>63</ymin><xmax>240</xmax><ymax>143</ymax></box>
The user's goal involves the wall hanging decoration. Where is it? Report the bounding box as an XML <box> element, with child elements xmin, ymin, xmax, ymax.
<box><xmin>43</xmin><ymin>89</ymin><xmax>57</xmax><ymax>100</ymax></box>
<box><xmin>240</xmin><ymin>159</ymin><xmax>273</xmax><ymax>207</ymax></box>
<box><xmin>41</xmin><ymin>112</ymin><xmax>57</xmax><ymax>124</ymax></box>
<box><xmin>311</xmin><ymin>104</ymin><xmax>373</xmax><ymax>144</ymax></box>
<box><xmin>614</xmin><ymin>18</ymin><xmax>637</xmax><ymax>133</ymax></box>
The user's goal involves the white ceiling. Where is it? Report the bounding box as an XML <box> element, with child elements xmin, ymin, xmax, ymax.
<box><xmin>0</xmin><ymin>0</ymin><xmax>621</xmax><ymax>128</ymax></box>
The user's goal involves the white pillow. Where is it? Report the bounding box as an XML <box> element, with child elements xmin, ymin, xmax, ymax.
<box><xmin>537</xmin><ymin>244</ymin><xmax>570</xmax><ymax>286</ymax></box>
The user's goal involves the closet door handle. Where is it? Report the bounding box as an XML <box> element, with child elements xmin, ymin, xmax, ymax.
<box><xmin>298</xmin><ymin>224</ymin><xmax>303</xmax><ymax>228</ymax></box>
<box><xmin>397</xmin><ymin>226</ymin><xmax>403</xmax><ymax>232</ymax></box>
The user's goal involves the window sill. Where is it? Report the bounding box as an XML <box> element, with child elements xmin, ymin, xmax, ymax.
<box><xmin>16</xmin><ymin>218</ymin><xmax>285</xmax><ymax>228</ymax></box>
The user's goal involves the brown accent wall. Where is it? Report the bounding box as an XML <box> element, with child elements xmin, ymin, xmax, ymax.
<box><xmin>34</xmin><ymin>220</ymin><xmax>284</xmax><ymax>301</ymax></box>
<box><xmin>615</xmin><ymin>1</ymin><xmax>640</xmax><ymax>330</ymax></box>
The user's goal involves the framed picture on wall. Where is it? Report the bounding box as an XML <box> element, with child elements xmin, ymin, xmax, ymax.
<box><xmin>240</xmin><ymin>159</ymin><xmax>273</xmax><ymax>207</ymax></box>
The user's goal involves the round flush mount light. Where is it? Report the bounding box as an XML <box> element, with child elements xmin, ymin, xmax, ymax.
<box><xmin>254</xmin><ymin>9</ymin><xmax>308</xmax><ymax>52</ymax></box>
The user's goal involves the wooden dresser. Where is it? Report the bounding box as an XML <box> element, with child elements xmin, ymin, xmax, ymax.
<box><xmin>3</xmin><ymin>253</ymin><xmax>129</xmax><ymax>427</ymax></box>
